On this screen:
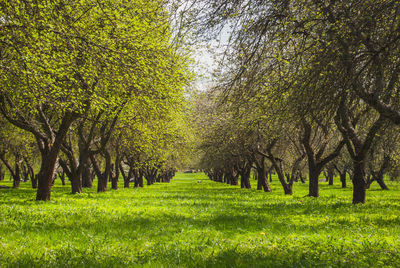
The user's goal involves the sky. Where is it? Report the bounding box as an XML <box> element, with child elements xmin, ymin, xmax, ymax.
<box><xmin>192</xmin><ymin>27</ymin><xmax>231</xmax><ymax>91</ymax></box>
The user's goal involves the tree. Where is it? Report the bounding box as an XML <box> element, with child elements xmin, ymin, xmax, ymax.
<box><xmin>0</xmin><ymin>116</ymin><xmax>36</xmax><ymax>188</ymax></box>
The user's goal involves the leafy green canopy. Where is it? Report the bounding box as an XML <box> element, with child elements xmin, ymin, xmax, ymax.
<box><xmin>0</xmin><ymin>0</ymin><xmax>189</xmax><ymax>120</ymax></box>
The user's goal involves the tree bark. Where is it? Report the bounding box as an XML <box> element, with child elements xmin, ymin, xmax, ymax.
<box><xmin>36</xmin><ymin>153</ymin><xmax>59</xmax><ymax>200</ymax></box>
<box><xmin>299</xmin><ymin>173</ymin><xmax>306</xmax><ymax>183</ymax></box>
<box><xmin>12</xmin><ymin>161</ymin><xmax>20</xmax><ymax>189</ymax></box>
<box><xmin>59</xmin><ymin>156</ymin><xmax>82</xmax><ymax>194</ymax></box>
<box><xmin>308</xmin><ymin>169</ymin><xmax>320</xmax><ymax>197</ymax></box>
<box><xmin>119</xmin><ymin>163</ymin><xmax>130</xmax><ymax>188</ymax></box>
<box><xmin>35</xmin><ymin>112</ymin><xmax>76</xmax><ymax>201</ymax></box>
<box><xmin>32</xmin><ymin>174</ymin><xmax>38</xmax><ymax>189</ymax></box>
<box><xmin>375</xmin><ymin>175</ymin><xmax>389</xmax><ymax>190</ymax></box>
<box><xmin>302</xmin><ymin>121</ymin><xmax>344</xmax><ymax>197</ymax></box>
<box><xmin>326</xmin><ymin>167</ymin><xmax>334</xmax><ymax>185</ymax></box>
<box><xmin>110</xmin><ymin>149</ymin><xmax>121</xmax><ymax>190</ymax></box>
<box><xmin>256</xmin><ymin>159</ymin><xmax>271</xmax><ymax>192</ymax></box>
<box><xmin>0</xmin><ymin>154</ymin><xmax>21</xmax><ymax>188</ymax></box>
<box><xmin>90</xmin><ymin>153</ymin><xmax>109</xmax><ymax>193</ymax></box>
<box><xmin>70</xmin><ymin>172</ymin><xmax>82</xmax><ymax>194</ymax></box>
<box><xmin>257</xmin><ymin>141</ymin><xmax>293</xmax><ymax>195</ymax></box>
<box><xmin>59</xmin><ymin>170</ymin><xmax>66</xmax><ymax>186</ymax></box>
<box><xmin>340</xmin><ymin>173</ymin><xmax>347</xmax><ymax>188</ymax></box>
<box><xmin>22</xmin><ymin>164</ymin><xmax>29</xmax><ymax>182</ymax></box>
<box><xmin>369</xmin><ymin>155</ymin><xmax>390</xmax><ymax>190</ymax></box>
<box><xmin>0</xmin><ymin>166</ymin><xmax>4</xmax><ymax>181</ymax></box>
<box><xmin>136</xmin><ymin>169</ymin><xmax>144</xmax><ymax>187</ymax></box>
<box><xmin>80</xmin><ymin>149</ymin><xmax>93</xmax><ymax>188</ymax></box>
<box><xmin>272</xmin><ymin>160</ymin><xmax>292</xmax><ymax>195</ymax></box>
<box><xmin>239</xmin><ymin>165</ymin><xmax>251</xmax><ymax>189</ymax></box>
<box><xmin>111</xmin><ymin>163</ymin><xmax>119</xmax><ymax>190</ymax></box>
<box><xmin>352</xmin><ymin>161</ymin><xmax>366</xmax><ymax>204</ymax></box>
<box><xmin>335</xmin><ymin>92</ymin><xmax>386</xmax><ymax>204</ymax></box>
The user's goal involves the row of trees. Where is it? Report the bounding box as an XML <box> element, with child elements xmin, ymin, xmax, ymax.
<box><xmin>0</xmin><ymin>0</ymin><xmax>192</xmax><ymax>200</ymax></box>
<box><xmin>192</xmin><ymin>0</ymin><xmax>400</xmax><ymax>204</ymax></box>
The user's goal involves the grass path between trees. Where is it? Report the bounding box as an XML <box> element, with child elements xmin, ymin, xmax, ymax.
<box><xmin>0</xmin><ymin>173</ymin><xmax>400</xmax><ymax>267</ymax></box>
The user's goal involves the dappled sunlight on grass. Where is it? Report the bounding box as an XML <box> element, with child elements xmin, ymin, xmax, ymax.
<box><xmin>0</xmin><ymin>173</ymin><xmax>399</xmax><ymax>267</ymax></box>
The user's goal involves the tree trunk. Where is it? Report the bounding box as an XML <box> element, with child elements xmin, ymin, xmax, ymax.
<box><xmin>145</xmin><ymin>168</ymin><xmax>156</xmax><ymax>186</ymax></box>
<box><xmin>12</xmin><ymin>161</ymin><xmax>20</xmax><ymax>189</ymax></box>
<box><xmin>35</xmin><ymin>113</ymin><xmax>76</xmax><ymax>201</ymax></box>
<box><xmin>275</xmin><ymin>164</ymin><xmax>292</xmax><ymax>194</ymax></box>
<box><xmin>80</xmin><ymin>152</ymin><xmax>93</xmax><ymax>188</ymax></box>
<box><xmin>0</xmin><ymin>165</ymin><xmax>4</xmax><ymax>181</ymax></box>
<box><xmin>327</xmin><ymin>168</ymin><xmax>334</xmax><ymax>185</ymax></box>
<box><xmin>375</xmin><ymin>175</ymin><xmax>389</xmax><ymax>190</ymax></box>
<box><xmin>302</xmin><ymin>120</ymin><xmax>344</xmax><ymax>197</ymax></box>
<box><xmin>352</xmin><ymin>161</ymin><xmax>366</xmax><ymax>204</ymax></box>
<box><xmin>270</xmin><ymin>157</ymin><xmax>292</xmax><ymax>195</ymax></box>
<box><xmin>230</xmin><ymin>169</ymin><xmax>238</xmax><ymax>185</ymax></box>
<box><xmin>90</xmin><ymin>154</ymin><xmax>109</xmax><ymax>193</ymax></box>
<box><xmin>257</xmin><ymin>165</ymin><xmax>271</xmax><ymax>192</ymax></box>
<box><xmin>299</xmin><ymin>173</ymin><xmax>306</xmax><ymax>183</ymax></box>
<box><xmin>147</xmin><ymin>176</ymin><xmax>152</xmax><ymax>185</ymax></box>
<box><xmin>135</xmin><ymin>170</ymin><xmax>140</xmax><ymax>187</ymax></box>
<box><xmin>22</xmin><ymin>164</ymin><xmax>29</xmax><ymax>182</ymax></box>
<box><xmin>254</xmin><ymin>156</ymin><xmax>270</xmax><ymax>191</ymax></box>
<box><xmin>0</xmin><ymin>154</ymin><xmax>20</xmax><ymax>188</ymax></box>
<box><xmin>97</xmin><ymin>174</ymin><xmax>107</xmax><ymax>192</ymax></box>
<box><xmin>58</xmin><ymin>170</ymin><xmax>66</xmax><ymax>186</ymax></box>
<box><xmin>124</xmin><ymin>173</ymin><xmax>130</xmax><ymax>188</ymax></box>
<box><xmin>111</xmin><ymin>164</ymin><xmax>118</xmax><ymax>190</ymax></box>
<box><xmin>282</xmin><ymin>180</ymin><xmax>293</xmax><ymax>195</ymax></box>
<box><xmin>137</xmin><ymin>170</ymin><xmax>144</xmax><ymax>187</ymax></box>
<box><xmin>256</xmin><ymin>172</ymin><xmax>262</xmax><ymax>190</ymax></box>
<box><xmin>59</xmin><ymin>158</ymin><xmax>82</xmax><ymax>194</ymax></box>
<box><xmin>240</xmin><ymin>168</ymin><xmax>251</xmax><ymax>189</ymax></box>
<box><xmin>70</xmin><ymin>172</ymin><xmax>82</xmax><ymax>194</ymax></box>
<box><xmin>120</xmin><ymin>163</ymin><xmax>130</xmax><ymax>188</ymax></box>
<box><xmin>369</xmin><ymin>156</ymin><xmax>390</xmax><ymax>190</ymax></box>
<box><xmin>111</xmin><ymin>177</ymin><xmax>118</xmax><ymax>189</ymax></box>
<box><xmin>26</xmin><ymin>163</ymin><xmax>34</xmax><ymax>184</ymax></box>
<box><xmin>36</xmin><ymin>153</ymin><xmax>59</xmax><ymax>200</ymax></box>
<box><xmin>340</xmin><ymin>172</ymin><xmax>347</xmax><ymax>188</ymax></box>
<box><xmin>308</xmin><ymin>169</ymin><xmax>320</xmax><ymax>197</ymax></box>
<box><xmin>111</xmin><ymin>151</ymin><xmax>121</xmax><ymax>190</ymax></box>
<box><xmin>32</xmin><ymin>174</ymin><xmax>38</xmax><ymax>189</ymax></box>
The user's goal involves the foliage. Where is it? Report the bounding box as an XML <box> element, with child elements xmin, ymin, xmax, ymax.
<box><xmin>0</xmin><ymin>0</ymin><xmax>192</xmax><ymax>199</ymax></box>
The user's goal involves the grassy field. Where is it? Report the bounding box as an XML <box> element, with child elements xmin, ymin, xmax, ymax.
<box><xmin>0</xmin><ymin>173</ymin><xmax>399</xmax><ymax>267</ymax></box>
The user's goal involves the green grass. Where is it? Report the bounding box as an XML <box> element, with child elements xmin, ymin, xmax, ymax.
<box><xmin>0</xmin><ymin>173</ymin><xmax>399</xmax><ymax>267</ymax></box>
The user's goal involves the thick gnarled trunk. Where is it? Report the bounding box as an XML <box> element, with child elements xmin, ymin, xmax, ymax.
<box><xmin>36</xmin><ymin>152</ymin><xmax>60</xmax><ymax>201</ymax></box>
<box><xmin>70</xmin><ymin>172</ymin><xmax>82</xmax><ymax>194</ymax></box>
<box><xmin>240</xmin><ymin>168</ymin><xmax>251</xmax><ymax>189</ymax></box>
<box><xmin>12</xmin><ymin>162</ymin><xmax>20</xmax><ymax>189</ymax></box>
<box><xmin>80</xmin><ymin>149</ymin><xmax>93</xmax><ymax>188</ymax></box>
<box><xmin>340</xmin><ymin>173</ymin><xmax>347</xmax><ymax>188</ymax></box>
<box><xmin>90</xmin><ymin>152</ymin><xmax>111</xmax><ymax>193</ymax></box>
<box><xmin>352</xmin><ymin>161</ymin><xmax>366</xmax><ymax>204</ymax></box>
<box><xmin>35</xmin><ymin>112</ymin><xmax>76</xmax><ymax>201</ymax></box>
<box><xmin>308</xmin><ymin>169</ymin><xmax>321</xmax><ymax>198</ymax></box>
<box><xmin>135</xmin><ymin>169</ymin><xmax>144</xmax><ymax>187</ymax></box>
<box><xmin>256</xmin><ymin>160</ymin><xmax>271</xmax><ymax>192</ymax></box>
<box><xmin>110</xmin><ymin>151</ymin><xmax>121</xmax><ymax>190</ymax></box>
